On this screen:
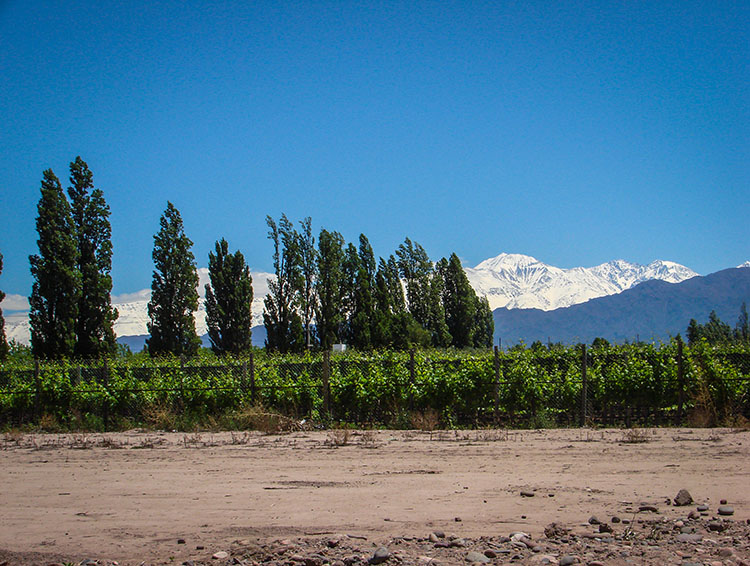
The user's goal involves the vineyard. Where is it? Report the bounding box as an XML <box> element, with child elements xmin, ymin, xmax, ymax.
<box><xmin>1</xmin><ymin>340</ymin><xmax>749</xmax><ymax>431</ymax></box>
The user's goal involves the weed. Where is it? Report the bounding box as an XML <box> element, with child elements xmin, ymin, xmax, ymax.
<box><xmin>410</xmin><ymin>408</ymin><xmax>441</xmax><ymax>431</ymax></box>
<box><xmin>326</xmin><ymin>428</ymin><xmax>351</xmax><ymax>447</ymax></box>
<box><xmin>620</xmin><ymin>427</ymin><xmax>650</xmax><ymax>444</ymax></box>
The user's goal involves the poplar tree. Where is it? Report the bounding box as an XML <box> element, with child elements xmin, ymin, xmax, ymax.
<box><xmin>147</xmin><ymin>202</ymin><xmax>200</xmax><ymax>357</ymax></box>
<box><xmin>29</xmin><ymin>170</ymin><xmax>80</xmax><ymax>359</ymax></box>
<box><xmin>205</xmin><ymin>238</ymin><xmax>253</xmax><ymax>355</ymax></box>
<box><xmin>315</xmin><ymin>229</ymin><xmax>345</xmax><ymax>349</ymax></box>
<box><xmin>263</xmin><ymin>215</ymin><xmax>304</xmax><ymax>352</ymax></box>
<box><xmin>439</xmin><ymin>253</ymin><xmax>478</xmax><ymax>348</ymax></box>
<box><xmin>472</xmin><ymin>296</ymin><xmax>494</xmax><ymax>348</ymax></box>
<box><xmin>297</xmin><ymin>217</ymin><xmax>317</xmax><ymax>349</ymax></box>
<box><xmin>68</xmin><ymin>156</ymin><xmax>118</xmax><ymax>357</ymax></box>
<box><xmin>0</xmin><ymin>252</ymin><xmax>8</xmax><ymax>360</ymax></box>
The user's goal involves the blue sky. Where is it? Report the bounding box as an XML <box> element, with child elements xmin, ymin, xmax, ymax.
<box><xmin>1</xmin><ymin>1</ymin><xmax>747</xmax><ymax>300</ymax></box>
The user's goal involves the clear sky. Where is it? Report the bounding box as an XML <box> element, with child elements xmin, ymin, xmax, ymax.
<box><xmin>1</xmin><ymin>1</ymin><xmax>747</xmax><ymax>301</ymax></box>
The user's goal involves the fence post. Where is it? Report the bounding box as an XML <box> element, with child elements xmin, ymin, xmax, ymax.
<box><xmin>493</xmin><ymin>346</ymin><xmax>501</xmax><ymax>421</ymax></box>
<box><xmin>323</xmin><ymin>350</ymin><xmax>331</xmax><ymax>417</ymax></box>
<box><xmin>103</xmin><ymin>358</ymin><xmax>110</xmax><ymax>432</ymax></box>
<box><xmin>580</xmin><ymin>344</ymin><xmax>588</xmax><ymax>427</ymax></box>
<box><xmin>34</xmin><ymin>359</ymin><xmax>41</xmax><ymax>422</ymax></box>
<box><xmin>408</xmin><ymin>349</ymin><xmax>416</xmax><ymax>411</ymax></box>
<box><xmin>249</xmin><ymin>352</ymin><xmax>256</xmax><ymax>404</ymax></box>
<box><xmin>676</xmin><ymin>337</ymin><xmax>685</xmax><ymax>425</ymax></box>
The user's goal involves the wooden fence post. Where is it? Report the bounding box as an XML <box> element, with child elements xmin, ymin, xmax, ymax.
<box><xmin>493</xmin><ymin>346</ymin><xmax>501</xmax><ymax>421</ymax></box>
<box><xmin>103</xmin><ymin>358</ymin><xmax>109</xmax><ymax>431</ymax></box>
<box><xmin>34</xmin><ymin>359</ymin><xmax>41</xmax><ymax>422</ymax></box>
<box><xmin>408</xmin><ymin>349</ymin><xmax>416</xmax><ymax>411</ymax></box>
<box><xmin>249</xmin><ymin>352</ymin><xmax>256</xmax><ymax>404</ymax></box>
<box><xmin>323</xmin><ymin>350</ymin><xmax>331</xmax><ymax>417</ymax></box>
<box><xmin>580</xmin><ymin>344</ymin><xmax>588</xmax><ymax>427</ymax></box>
<box><xmin>676</xmin><ymin>337</ymin><xmax>685</xmax><ymax>425</ymax></box>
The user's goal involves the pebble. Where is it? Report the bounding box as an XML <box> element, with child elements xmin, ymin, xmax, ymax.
<box><xmin>588</xmin><ymin>516</ymin><xmax>600</xmax><ymax>525</ymax></box>
<box><xmin>212</xmin><ymin>551</ymin><xmax>229</xmax><ymax>560</ymax></box>
<box><xmin>466</xmin><ymin>551</ymin><xmax>490</xmax><ymax>563</ymax></box>
<box><xmin>598</xmin><ymin>523</ymin><xmax>613</xmax><ymax>534</ymax></box>
<box><xmin>177</xmin><ymin>539</ymin><xmax>186</xmax><ymax>544</ymax></box>
<box><xmin>707</xmin><ymin>521</ymin><xmax>726</xmax><ymax>532</ymax></box>
<box><xmin>369</xmin><ymin>547</ymin><xmax>390</xmax><ymax>565</ymax></box>
<box><xmin>611</xmin><ymin>516</ymin><xmax>621</xmax><ymax>523</ymax></box>
<box><xmin>720</xmin><ymin>499</ymin><xmax>727</xmax><ymax>505</ymax></box>
<box><xmin>696</xmin><ymin>504</ymin><xmax>709</xmax><ymax>512</ymax></box>
<box><xmin>484</xmin><ymin>549</ymin><xmax>497</xmax><ymax>559</ymax></box>
<box><xmin>674</xmin><ymin>489</ymin><xmax>693</xmax><ymax>506</ymax></box>
<box><xmin>717</xmin><ymin>505</ymin><xmax>734</xmax><ymax>516</ymax></box>
<box><xmin>559</xmin><ymin>555</ymin><xmax>578</xmax><ymax>566</ymax></box>
<box><xmin>675</xmin><ymin>534</ymin><xmax>703</xmax><ymax>543</ymax></box>
<box><xmin>521</xmin><ymin>490</ymin><xmax>536</xmax><ymax>497</ymax></box>
<box><xmin>639</xmin><ymin>505</ymin><xmax>658</xmax><ymax>513</ymax></box>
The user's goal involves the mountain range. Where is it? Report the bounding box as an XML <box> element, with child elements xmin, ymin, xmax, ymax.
<box><xmin>2</xmin><ymin>254</ymin><xmax>747</xmax><ymax>349</ymax></box>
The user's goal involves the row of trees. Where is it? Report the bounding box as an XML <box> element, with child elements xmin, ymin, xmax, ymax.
<box><xmin>687</xmin><ymin>304</ymin><xmax>749</xmax><ymax>345</ymax></box>
<box><xmin>20</xmin><ymin>159</ymin><xmax>489</xmax><ymax>359</ymax></box>
<box><xmin>263</xmin><ymin>215</ymin><xmax>494</xmax><ymax>353</ymax></box>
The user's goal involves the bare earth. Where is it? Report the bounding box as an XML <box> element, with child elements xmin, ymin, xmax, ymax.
<box><xmin>1</xmin><ymin>428</ymin><xmax>749</xmax><ymax>566</ymax></box>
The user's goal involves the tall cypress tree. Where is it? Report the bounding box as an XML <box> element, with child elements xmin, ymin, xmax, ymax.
<box><xmin>472</xmin><ymin>296</ymin><xmax>494</xmax><ymax>348</ymax></box>
<box><xmin>0</xmin><ymin>252</ymin><xmax>8</xmax><ymax>360</ymax></box>
<box><xmin>29</xmin><ymin>170</ymin><xmax>80</xmax><ymax>359</ymax></box>
<box><xmin>205</xmin><ymin>238</ymin><xmax>253</xmax><ymax>355</ymax></box>
<box><xmin>315</xmin><ymin>228</ymin><xmax>345</xmax><ymax>350</ymax></box>
<box><xmin>147</xmin><ymin>202</ymin><xmax>200</xmax><ymax>357</ymax></box>
<box><xmin>68</xmin><ymin>156</ymin><xmax>118</xmax><ymax>357</ymax></box>
<box><xmin>348</xmin><ymin>234</ymin><xmax>376</xmax><ymax>350</ymax></box>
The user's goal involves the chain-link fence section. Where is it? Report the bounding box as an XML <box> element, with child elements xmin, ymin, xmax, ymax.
<box><xmin>1</xmin><ymin>341</ymin><xmax>749</xmax><ymax>430</ymax></box>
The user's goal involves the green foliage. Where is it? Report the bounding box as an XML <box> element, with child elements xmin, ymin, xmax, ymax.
<box><xmin>687</xmin><ymin>306</ymin><xmax>750</xmax><ymax>346</ymax></box>
<box><xmin>2</xmin><ymin>342</ymin><xmax>747</xmax><ymax>431</ymax></box>
<box><xmin>205</xmin><ymin>238</ymin><xmax>253</xmax><ymax>355</ymax></box>
<box><xmin>68</xmin><ymin>156</ymin><xmax>118</xmax><ymax>358</ymax></box>
<box><xmin>147</xmin><ymin>202</ymin><xmax>201</xmax><ymax>357</ymax></box>
<box><xmin>264</xmin><ymin>215</ymin><xmax>305</xmax><ymax>353</ymax></box>
<box><xmin>29</xmin><ymin>169</ymin><xmax>80</xmax><ymax>359</ymax></box>
<box><xmin>315</xmin><ymin>229</ymin><xmax>346</xmax><ymax>349</ymax></box>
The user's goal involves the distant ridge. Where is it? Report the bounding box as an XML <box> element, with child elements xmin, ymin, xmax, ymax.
<box><xmin>492</xmin><ymin>267</ymin><xmax>750</xmax><ymax>345</ymax></box>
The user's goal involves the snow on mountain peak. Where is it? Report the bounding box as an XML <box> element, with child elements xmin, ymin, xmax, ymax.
<box><xmin>466</xmin><ymin>254</ymin><xmax>698</xmax><ymax>311</ymax></box>
<box><xmin>738</xmin><ymin>261</ymin><xmax>750</xmax><ymax>269</ymax></box>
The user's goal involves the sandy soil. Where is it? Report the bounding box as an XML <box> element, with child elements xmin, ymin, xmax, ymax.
<box><xmin>1</xmin><ymin>428</ymin><xmax>748</xmax><ymax>566</ymax></box>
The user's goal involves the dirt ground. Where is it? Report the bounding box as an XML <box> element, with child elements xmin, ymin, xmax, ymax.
<box><xmin>1</xmin><ymin>427</ymin><xmax>749</xmax><ymax>566</ymax></box>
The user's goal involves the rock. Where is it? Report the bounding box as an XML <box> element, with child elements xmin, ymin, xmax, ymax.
<box><xmin>429</xmin><ymin>533</ymin><xmax>440</xmax><ymax>543</ymax></box>
<box><xmin>720</xmin><ymin>499</ymin><xmax>727</xmax><ymax>505</ymax></box>
<box><xmin>521</xmin><ymin>490</ymin><xmax>536</xmax><ymax>497</ymax></box>
<box><xmin>611</xmin><ymin>516</ymin><xmax>621</xmax><ymax>523</ymax></box>
<box><xmin>696</xmin><ymin>504</ymin><xmax>709</xmax><ymax>512</ymax></box>
<box><xmin>177</xmin><ymin>539</ymin><xmax>186</xmax><ymax>544</ymax></box>
<box><xmin>212</xmin><ymin>551</ymin><xmax>230</xmax><ymax>560</ymax></box>
<box><xmin>717</xmin><ymin>505</ymin><xmax>734</xmax><ymax>516</ymax></box>
<box><xmin>588</xmin><ymin>516</ymin><xmax>600</xmax><ymax>525</ymax></box>
<box><xmin>639</xmin><ymin>505</ymin><xmax>658</xmax><ymax>513</ymax></box>
<box><xmin>675</xmin><ymin>533</ymin><xmax>703</xmax><ymax>543</ymax></box>
<box><xmin>707</xmin><ymin>520</ymin><xmax>726</xmax><ymax>532</ymax></box>
<box><xmin>687</xmin><ymin>510</ymin><xmax>700</xmax><ymax>520</ymax></box>
<box><xmin>449</xmin><ymin>538</ymin><xmax>467</xmax><ymax>548</ymax></box>
<box><xmin>559</xmin><ymin>555</ymin><xmax>578</xmax><ymax>566</ymax></box>
<box><xmin>544</xmin><ymin>523</ymin><xmax>569</xmax><ymax>538</ymax></box>
<box><xmin>433</xmin><ymin>530</ymin><xmax>445</xmax><ymax>538</ymax></box>
<box><xmin>674</xmin><ymin>489</ymin><xmax>693</xmax><ymax>506</ymax></box>
<box><xmin>484</xmin><ymin>550</ymin><xmax>497</xmax><ymax>559</ymax></box>
<box><xmin>454</xmin><ymin>516</ymin><xmax>462</xmax><ymax>522</ymax></box>
<box><xmin>598</xmin><ymin>523</ymin><xmax>613</xmax><ymax>534</ymax></box>
<box><xmin>304</xmin><ymin>556</ymin><xmax>324</xmax><ymax>566</ymax></box>
<box><xmin>369</xmin><ymin>547</ymin><xmax>390</xmax><ymax>565</ymax></box>
<box><xmin>531</xmin><ymin>555</ymin><xmax>558</xmax><ymax>565</ymax></box>
<box><xmin>417</xmin><ymin>557</ymin><xmax>439</xmax><ymax>566</ymax></box>
<box><xmin>466</xmin><ymin>551</ymin><xmax>490</xmax><ymax>563</ymax></box>
<box><xmin>718</xmin><ymin>548</ymin><xmax>733</xmax><ymax>558</ymax></box>
<box><xmin>332</xmin><ymin>561</ymin><xmax>346</xmax><ymax>566</ymax></box>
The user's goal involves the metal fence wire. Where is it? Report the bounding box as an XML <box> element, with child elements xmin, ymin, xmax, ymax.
<box><xmin>0</xmin><ymin>342</ymin><xmax>749</xmax><ymax>430</ymax></box>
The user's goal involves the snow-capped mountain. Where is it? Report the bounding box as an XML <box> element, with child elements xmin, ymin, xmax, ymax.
<box><xmin>465</xmin><ymin>253</ymin><xmax>699</xmax><ymax>311</ymax></box>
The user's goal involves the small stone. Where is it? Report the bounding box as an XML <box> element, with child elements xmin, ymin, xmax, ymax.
<box><xmin>639</xmin><ymin>505</ymin><xmax>658</xmax><ymax>513</ymax></box>
<box><xmin>687</xmin><ymin>510</ymin><xmax>700</xmax><ymax>520</ymax></box>
<box><xmin>484</xmin><ymin>550</ymin><xmax>497</xmax><ymax>559</ymax></box>
<box><xmin>559</xmin><ymin>555</ymin><xmax>578</xmax><ymax>566</ymax></box>
<box><xmin>212</xmin><ymin>551</ymin><xmax>229</xmax><ymax>560</ymax></box>
<box><xmin>544</xmin><ymin>523</ymin><xmax>568</xmax><ymax>538</ymax></box>
<box><xmin>675</xmin><ymin>533</ymin><xmax>703</xmax><ymax>543</ymax></box>
<box><xmin>466</xmin><ymin>551</ymin><xmax>490</xmax><ymax>563</ymax></box>
<box><xmin>718</xmin><ymin>548</ymin><xmax>733</xmax><ymax>558</ymax></box>
<box><xmin>433</xmin><ymin>530</ymin><xmax>445</xmax><ymax>538</ymax></box>
<box><xmin>598</xmin><ymin>523</ymin><xmax>613</xmax><ymax>534</ymax></box>
<box><xmin>369</xmin><ymin>547</ymin><xmax>390</xmax><ymax>565</ymax></box>
<box><xmin>611</xmin><ymin>516</ymin><xmax>621</xmax><ymax>523</ymax></box>
<box><xmin>196</xmin><ymin>546</ymin><xmax>205</xmax><ymax>550</ymax></box>
<box><xmin>697</xmin><ymin>504</ymin><xmax>709</xmax><ymax>512</ymax></box>
<box><xmin>588</xmin><ymin>516</ymin><xmax>600</xmax><ymax>525</ymax></box>
<box><xmin>177</xmin><ymin>539</ymin><xmax>186</xmax><ymax>544</ymax></box>
<box><xmin>589</xmin><ymin>562</ymin><xmax>605</xmax><ymax>566</ymax></box>
<box><xmin>674</xmin><ymin>489</ymin><xmax>693</xmax><ymax>507</ymax></box>
<box><xmin>717</xmin><ymin>505</ymin><xmax>734</xmax><ymax>516</ymax></box>
<box><xmin>720</xmin><ymin>499</ymin><xmax>727</xmax><ymax>505</ymax></box>
<box><xmin>454</xmin><ymin>516</ymin><xmax>462</xmax><ymax>522</ymax></box>
<box><xmin>449</xmin><ymin>538</ymin><xmax>467</xmax><ymax>548</ymax></box>
<box><xmin>707</xmin><ymin>520</ymin><xmax>726</xmax><ymax>532</ymax></box>
<box><xmin>429</xmin><ymin>533</ymin><xmax>440</xmax><ymax>543</ymax></box>
<box><xmin>369</xmin><ymin>546</ymin><xmax>391</xmax><ymax>564</ymax></box>
<box><xmin>521</xmin><ymin>490</ymin><xmax>536</xmax><ymax>497</ymax></box>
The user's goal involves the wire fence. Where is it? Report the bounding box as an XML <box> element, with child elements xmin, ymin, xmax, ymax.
<box><xmin>1</xmin><ymin>341</ymin><xmax>749</xmax><ymax>430</ymax></box>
